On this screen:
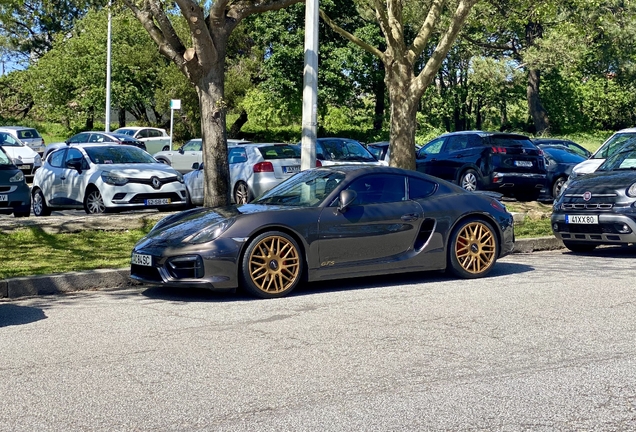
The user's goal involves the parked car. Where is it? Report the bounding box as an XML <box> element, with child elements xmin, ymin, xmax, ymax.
<box><xmin>185</xmin><ymin>143</ymin><xmax>320</xmax><ymax>205</ymax></box>
<box><xmin>415</xmin><ymin>131</ymin><xmax>547</xmax><ymax>201</ymax></box>
<box><xmin>539</xmin><ymin>146</ymin><xmax>587</xmax><ymax>200</ymax></box>
<box><xmin>131</xmin><ymin>165</ymin><xmax>514</xmax><ymax>298</ymax></box>
<box><xmin>0</xmin><ymin>126</ymin><xmax>46</xmax><ymax>155</ymax></box>
<box><xmin>552</xmin><ymin>141</ymin><xmax>636</xmax><ymax>252</ymax></box>
<box><xmin>532</xmin><ymin>138</ymin><xmax>591</xmax><ymax>158</ymax></box>
<box><xmin>302</xmin><ymin>138</ymin><xmax>380</xmax><ymax>166</ymax></box>
<box><xmin>0</xmin><ymin>146</ymin><xmax>31</xmax><ymax>217</ymax></box>
<box><xmin>154</xmin><ymin>138</ymin><xmax>251</xmax><ymax>174</ymax></box>
<box><xmin>0</xmin><ymin>130</ymin><xmax>42</xmax><ymax>177</ymax></box>
<box><xmin>31</xmin><ymin>143</ymin><xmax>187</xmax><ymax>215</ymax></box>
<box><xmin>569</xmin><ymin>128</ymin><xmax>636</xmax><ymax>178</ymax></box>
<box><xmin>43</xmin><ymin>131</ymin><xmax>146</xmax><ymax>160</ymax></box>
<box><xmin>365</xmin><ymin>141</ymin><xmax>422</xmax><ymax>166</ymax></box>
<box><xmin>114</xmin><ymin>126</ymin><xmax>171</xmax><ymax>154</ymax></box>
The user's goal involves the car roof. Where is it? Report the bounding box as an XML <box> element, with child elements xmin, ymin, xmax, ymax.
<box><xmin>0</xmin><ymin>126</ymin><xmax>37</xmax><ymax>131</ymax></box>
<box><xmin>439</xmin><ymin>130</ymin><xmax>531</xmax><ymax>139</ymax></box>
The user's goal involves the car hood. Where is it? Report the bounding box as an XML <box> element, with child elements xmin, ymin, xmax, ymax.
<box><xmin>566</xmin><ymin>169</ymin><xmax>636</xmax><ymax>193</ymax></box>
<box><xmin>572</xmin><ymin>158</ymin><xmax>604</xmax><ymax>175</ymax></box>
<box><xmin>1</xmin><ymin>145</ymin><xmax>38</xmax><ymax>160</ymax></box>
<box><xmin>97</xmin><ymin>163</ymin><xmax>180</xmax><ymax>177</ymax></box>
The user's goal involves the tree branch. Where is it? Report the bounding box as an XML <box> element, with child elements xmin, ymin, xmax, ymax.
<box><xmin>319</xmin><ymin>9</ymin><xmax>384</xmax><ymax>59</ymax></box>
<box><xmin>174</xmin><ymin>0</ymin><xmax>218</xmax><ymax>68</ymax></box>
<box><xmin>407</xmin><ymin>0</ymin><xmax>446</xmax><ymax>63</ymax></box>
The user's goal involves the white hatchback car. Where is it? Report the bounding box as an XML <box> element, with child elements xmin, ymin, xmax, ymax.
<box><xmin>31</xmin><ymin>144</ymin><xmax>187</xmax><ymax>215</ymax></box>
<box><xmin>0</xmin><ymin>126</ymin><xmax>46</xmax><ymax>155</ymax></box>
<box><xmin>0</xmin><ymin>130</ymin><xmax>42</xmax><ymax>176</ymax></box>
<box><xmin>114</xmin><ymin>126</ymin><xmax>171</xmax><ymax>155</ymax></box>
<box><xmin>184</xmin><ymin>143</ymin><xmax>310</xmax><ymax>205</ymax></box>
<box><xmin>154</xmin><ymin>138</ymin><xmax>251</xmax><ymax>174</ymax></box>
<box><xmin>570</xmin><ymin>127</ymin><xmax>636</xmax><ymax>178</ymax></box>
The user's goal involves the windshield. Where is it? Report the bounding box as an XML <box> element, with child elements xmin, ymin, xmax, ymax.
<box><xmin>254</xmin><ymin>169</ymin><xmax>346</xmax><ymax>207</ymax></box>
<box><xmin>84</xmin><ymin>146</ymin><xmax>158</xmax><ymax>164</ymax></box>
<box><xmin>367</xmin><ymin>145</ymin><xmax>385</xmax><ymax>160</ymax></box>
<box><xmin>0</xmin><ymin>133</ymin><xmax>23</xmax><ymax>147</ymax></box>
<box><xmin>593</xmin><ymin>133</ymin><xmax>636</xmax><ymax>160</ymax></box>
<box><xmin>0</xmin><ymin>149</ymin><xmax>13</xmax><ymax>166</ymax></box>
<box><xmin>318</xmin><ymin>139</ymin><xmax>376</xmax><ymax>162</ymax></box>
<box><xmin>598</xmin><ymin>143</ymin><xmax>636</xmax><ymax>171</ymax></box>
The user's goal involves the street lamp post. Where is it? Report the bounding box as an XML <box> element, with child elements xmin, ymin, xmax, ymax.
<box><xmin>105</xmin><ymin>0</ymin><xmax>112</xmax><ymax>132</ymax></box>
<box><xmin>300</xmin><ymin>0</ymin><xmax>318</xmax><ymax>170</ymax></box>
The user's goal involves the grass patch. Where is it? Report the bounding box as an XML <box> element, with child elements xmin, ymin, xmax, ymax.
<box><xmin>0</xmin><ymin>227</ymin><xmax>151</xmax><ymax>279</ymax></box>
<box><xmin>514</xmin><ymin>218</ymin><xmax>553</xmax><ymax>238</ymax></box>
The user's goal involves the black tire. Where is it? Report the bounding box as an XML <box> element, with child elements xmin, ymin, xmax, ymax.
<box><xmin>14</xmin><ymin>208</ymin><xmax>30</xmax><ymax>218</ymax></box>
<box><xmin>552</xmin><ymin>177</ymin><xmax>566</xmax><ymax>199</ymax></box>
<box><xmin>459</xmin><ymin>169</ymin><xmax>479</xmax><ymax>192</ymax></box>
<box><xmin>84</xmin><ymin>187</ymin><xmax>106</xmax><ymax>214</ymax></box>
<box><xmin>32</xmin><ymin>189</ymin><xmax>51</xmax><ymax>217</ymax></box>
<box><xmin>563</xmin><ymin>241</ymin><xmax>597</xmax><ymax>253</ymax></box>
<box><xmin>240</xmin><ymin>231</ymin><xmax>303</xmax><ymax>298</ymax></box>
<box><xmin>162</xmin><ymin>145</ymin><xmax>170</xmax><ymax>151</ymax></box>
<box><xmin>234</xmin><ymin>181</ymin><xmax>250</xmax><ymax>204</ymax></box>
<box><xmin>447</xmin><ymin>218</ymin><xmax>499</xmax><ymax>279</ymax></box>
<box><xmin>156</xmin><ymin>158</ymin><xmax>170</xmax><ymax>165</ymax></box>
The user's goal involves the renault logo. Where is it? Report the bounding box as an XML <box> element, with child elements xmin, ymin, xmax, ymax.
<box><xmin>151</xmin><ymin>177</ymin><xmax>162</xmax><ymax>189</ymax></box>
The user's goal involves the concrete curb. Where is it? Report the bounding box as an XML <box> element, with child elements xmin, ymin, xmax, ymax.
<box><xmin>1</xmin><ymin>237</ymin><xmax>564</xmax><ymax>300</ymax></box>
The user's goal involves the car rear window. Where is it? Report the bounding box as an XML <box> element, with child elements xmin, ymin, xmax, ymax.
<box><xmin>257</xmin><ymin>145</ymin><xmax>301</xmax><ymax>160</ymax></box>
<box><xmin>16</xmin><ymin>129</ymin><xmax>41</xmax><ymax>139</ymax></box>
<box><xmin>490</xmin><ymin>136</ymin><xmax>536</xmax><ymax>149</ymax></box>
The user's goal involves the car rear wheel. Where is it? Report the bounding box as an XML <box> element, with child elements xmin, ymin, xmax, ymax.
<box><xmin>32</xmin><ymin>189</ymin><xmax>51</xmax><ymax>217</ymax></box>
<box><xmin>234</xmin><ymin>181</ymin><xmax>250</xmax><ymax>204</ymax></box>
<box><xmin>563</xmin><ymin>241</ymin><xmax>597</xmax><ymax>253</ymax></box>
<box><xmin>459</xmin><ymin>169</ymin><xmax>479</xmax><ymax>192</ymax></box>
<box><xmin>448</xmin><ymin>219</ymin><xmax>498</xmax><ymax>279</ymax></box>
<box><xmin>240</xmin><ymin>231</ymin><xmax>303</xmax><ymax>298</ymax></box>
<box><xmin>552</xmin><ymin>177</ymin><xmax>566</xmax><ymax>198</ymax></box>
<box><xmin>84</xmin><ymin>187</ymin><xmax>106</xmax><ymax>214</ymax></box>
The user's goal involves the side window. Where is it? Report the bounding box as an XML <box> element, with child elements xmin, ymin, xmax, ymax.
<box><xmin>346</xmin><ymin>174</ymin><xmax>406</xmax><ymax>205</ymax></box>
<box><xmin>446</xmin><ymin>136</ymin><xmax>469</xmax><ymax>152</ymax></box>
<box><xmin>418</xmin><ymin>138</ymin><xmax>445</xmax><ymax>157</ymax></box>
<box><xmin>467</xmin><ymin>134</ymin><xmax>483</xmax><ymax>148</ymax></box>
<box><xmin>149</xmin><ymin>129</ymin><xmax>162</xmax><ymax>138</ymax></box>
<box><xmin>138</xmin><ymin>129</ymin><xmax>150</xmax><ymax>138</ymax></box>
<box><xmin>182</xmin><ymin>140</ymin><xmax>202</xmax><ymax>151</ymax></box>
<box><xmin>64</xmin><ymin>148</ymin><xmax>87</xmax><ymax>169</ymax></box>
<box><xmin>49</xmin><ymin>149</ymin><xmax>66</xmax><ymax>168</ymax></box>
<box><xmin>228</xmin><ymin>147</ymin><xmax>247</xmax><ymax>164</ymax></box>
<box><xmin>408</xmin><ymin>176</ymin><xmax>437</xmax><ymax>200</ymax></box>
<box><xmin>68</xmin><ymin>133</ymin><xmax>86</xmax><ymax>144</ymax></box>
<box><xmin>88</xmin><ymin>134</ymin><xmax>102</xmax><ymax>143</ymax></box>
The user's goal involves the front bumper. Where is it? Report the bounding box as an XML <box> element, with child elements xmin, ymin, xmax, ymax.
<box><xmin>0</xmin><ymin>183</ymin><xmax>31</xmax><ymax>215</ymax></box>
<box><xmin>551</xmin><ymin>212</ymin><xmax>636</xmax><ymax>244</ymax></box>
<box><xmin>101</xmin><ymin>181</ymin><xmax>188</xmax><ymax>209</ymax></box>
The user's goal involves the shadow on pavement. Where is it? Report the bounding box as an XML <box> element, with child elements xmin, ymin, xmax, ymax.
<box><xmin>0</xmin><ymin>304</ymin><xmax>47</xmax><ymax>327</ymax></box>
<box><xmin>561</xmin><ymin>243</ymin><xmax>636</xmax><ymax>259</ymax></box>
<box><xmin>140</xmin><ymin>261</ymin><xmax>534</xmax><ymax>302</ymax></box>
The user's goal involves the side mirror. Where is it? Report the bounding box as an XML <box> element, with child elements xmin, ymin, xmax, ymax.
<box><xmin>191</xmin><ymin>162</ymin><xmax>199</xmax><ymax>170</ymax></box>
<box><xmin>66</xmin><ymin>160</ymin><xmax>83</xmax><ymax>173</ymax></box>
<box><xmin>337</xmin><ymin>189</ymin><xmax>357</xmax><ymax>213</ymax></box>
<box><xmin>178</xmin><ymin>147</ymin><xmax>185</xmax><ymax>154</ymax></box>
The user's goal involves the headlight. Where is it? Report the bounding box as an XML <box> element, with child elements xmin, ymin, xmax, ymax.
<box><xmin>176</xmin><ymin>172</ymin><xmax>184</xmax><ymax>183</ymax></box>
<box><xmin>34</xmin><ymin>154</ymin><xmax>42</xmax><ymax>165</ymax></box>
<box><xmin>101</xmin><ymin>172</ymin><xmax>128</xmax><ymax>186</ymax></box>
<box><xmin>184</xmin><ymin>219</ymin><xmax>234</xmax><ymax>244</ymax></box>
<box><xmin>9</xmin><ymin>171</ymin><xmax>24</xmax><ymax>182</ymax></box>
<box><xmin>627</xmin><ymin>183</ymin><xmax>636</xmax><ymax>197</ymax></box>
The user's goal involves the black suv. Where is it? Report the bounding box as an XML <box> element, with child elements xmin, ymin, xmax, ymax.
<box><xmin>416</xmin><ymin>131</ymin><xmax>547</xmax><ymax>201</ymax></box>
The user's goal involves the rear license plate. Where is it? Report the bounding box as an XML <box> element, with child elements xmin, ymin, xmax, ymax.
<box><xmin>283</xmin><ymin>166</ymin><xmax>300</xmax><ymax>174</ymax></box>
<box><xmin>145</xmin><ymin>198</ymin><xmax>171</xmax><ymax>205</ymax></box>
<box><xmin>17</xmin><ymin>165</ymin><xmax>29</xmax><ymax>170</ymax></box>
<box><xmin>131</xmin><ymin>252</ymin><xmax>152</xmax><ymax>266</ymax></box>
<box><xmin>566</xmin><ymin>215</ymin><xmax>598</xmax><ymax>224</ymax></box>
<box><xmin>514</xmin><ymin>160</ymin><xmax>533</xmax><ymax>167</ymax></box>
<box><xmin>0</xmin><ymin>195</ymin><xmax>7</xmax><ymax>202</ymax></box>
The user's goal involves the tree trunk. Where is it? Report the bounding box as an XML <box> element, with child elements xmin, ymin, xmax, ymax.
<box><xmin>386</xmin><ymin>61</ymin><xmax>418</xmax><ymax>170</ymax></box>
<box><xmin>118</xmin><ymin>107</ymin><xmax>126</xmax><ymax>128</ymax></box>
<box><xmin>86</xmin><ymin>106</ymin><xmax>94</xmax><ymax>130</ymax></box>
<box><xmin>198</xmin><ymin>70</ymin><xmax>231</xmax><ymax>208</ymax></box>
<box><xmin>527</xmin><ymin>68</ymin><xmax>550</xmax><ymax>135</ymax></box>
<box><xmin>228</xmin><ymin>109</ymin><xmax>248</xmax><ymax>138</ymax></box>
<box><xmin>373</xmin><ymin>70</ymin><xmax>386</xmax><ymax>131</ymax></box>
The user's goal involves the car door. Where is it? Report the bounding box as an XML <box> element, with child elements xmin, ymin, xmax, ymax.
<box><xmin>61</xmin><ymin>148</ymin><xmax>90</xmax><ymax>206</ymax></box>
<box><xmin>415</xmin><ymin>137</ymin><xmax>446</xmax><ymax>178</ymax></box>
<box><xmin>173</xmin><ymin>139</ymin><xmax>203</xmax><ymax>173</ymax></box>
<box><xmin>228</xmin><ymin>147</ymin><xmax>249</xmax><ymax>191</ymax></box>
<box><xmin>43</xmin><ymin>148</ymin><xmax>69</xmax><ymax>205</ymax></box>
<box><xmin>317</xmin><ymin>173</ymin><xmax>423</xmax><ymax>277</ymax></box>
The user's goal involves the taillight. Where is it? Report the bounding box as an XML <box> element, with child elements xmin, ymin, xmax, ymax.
<box><xmin>315</xmin><ymin>160</ymin><xmax>322</xmax><ymax>167</ymax></box>
<box><xmin>491</xmin><ymin>147</ymin><xmax>506</xmax><ymax>154</ymax></box>
<box><xmin>253</xmin><ymin>161</ymin><xmax>274</xmax><ymax>173</ymax></box>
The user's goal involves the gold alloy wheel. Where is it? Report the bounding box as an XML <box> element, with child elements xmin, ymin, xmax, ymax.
<box><xmin>454</xmin><ymin>221</ymin><xmax>496</xmax><ymax>274</ymax></box>
<box><xmin>248</xmin><ymin>235</ymin><xmax>300</xmax><ymax>294</ymax></box>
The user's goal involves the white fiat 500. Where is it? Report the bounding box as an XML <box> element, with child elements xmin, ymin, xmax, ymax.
<box><xmin>31</xmin><ymin>144</ymin><xmax>187</xmax><ymax>215</ymax></box>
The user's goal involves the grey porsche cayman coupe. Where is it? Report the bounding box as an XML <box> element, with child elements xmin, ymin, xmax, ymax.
<box><xmin>131</xmin><ymin>165</ymin><xmax>515</xmax><ymax>298</ymax></box>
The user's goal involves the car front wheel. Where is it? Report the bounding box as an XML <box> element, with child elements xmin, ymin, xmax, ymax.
<box><xmin>240</xmin><ymin>231</ymin><xmax>303</xmax><ymax>298</ymax></box>
<box><xmin>32</xmin><ymin>189</ymin><xmax>51</xmax><ymax>217</ymax></box>
<box><xmin>84</xmin><ymin>187</ymin><xmax>106</xmax><ymax>214</ymax></box>
<box><xmin>448</xmin><ymin>218</ymin><xmax>498</xmax><ymax>279</ymax></box>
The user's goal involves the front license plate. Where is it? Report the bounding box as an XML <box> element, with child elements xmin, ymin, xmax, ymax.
<box><xmin>145</xmin><ymin>198</ymin><xmax>171</xmax><ymax>205</ymax></box>
<box><xmin>283</xmin><ymin>165</ymin><xmax>300</xmax><ymax>174</ymax></box>
<box><xmin>514</xmin><ymin>160</ymin><xmax>533</xmax><ymax>167</ymax></box>
<box><xmin>566</xmin><ymin>215</ymin><xmax>598</xmax><ymax>224</ymax></box>
<box><xmin>17</xmin><ymin>165</ymin><xmax>29</xmax><ymax>170</ymax></box>
<box><xmin>0</xmin><ymin>195</ymin><xmax>7</xmax><ymax>202</ymax></box>
<box><xmin>131</xmin><ymin>252</ymin><xmax>152</xmax><ymax>267</ymax></box>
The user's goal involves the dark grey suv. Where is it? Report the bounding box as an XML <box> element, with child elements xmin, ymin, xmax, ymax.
<box><xmin>416</xmin><ymin>131</ymin><xmax>547</xmax><ymax>201</ymax></box>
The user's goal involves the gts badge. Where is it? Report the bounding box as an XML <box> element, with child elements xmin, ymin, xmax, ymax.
<box><xmin>321</xmin><ymin>261</ymin><xmax>335</xmax><ymax>267</ymax></box>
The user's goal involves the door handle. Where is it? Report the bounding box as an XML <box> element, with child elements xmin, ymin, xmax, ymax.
<box><xmin>60</xmin><ymin>176</ymin><xmax>66</xmax><ymax>180</ymax></box>
<box><xmin>401</xmin><ymin>213</ymin><xmax>419</xmax><ymax>222</ymax></box>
